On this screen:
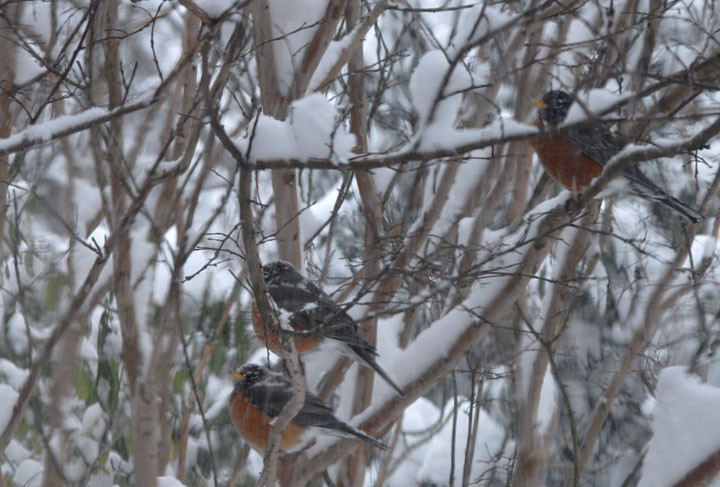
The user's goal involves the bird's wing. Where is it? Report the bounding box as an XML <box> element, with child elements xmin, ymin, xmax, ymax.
<box><xmin>244</xmin><ymin>375</ymin><xmax>294</xmax><ymax>418</ymax></box>
<box><xmin>246</xmin><ymin>378</ymin><xmax>343</xmax><ymax>429</ymax></box>
<box><xmin>621</xmin><ymin>165</ymin><xmax>703</xmax><ymax>222</ymax></box>
<box><xmin>267</xmin><ymin>275</ymin><xmax>331</xmax><ymax>312</ymax></box>
<box><xmin>290</xmin><ymin>305</ymin><xmax>375</xmax><ymax>353</ymax></box>
<box><xmin>566</xmin><ymin>123</ymin><xmax>623</xmax><ymax>166</ymax></box>
<box><xmin>566</xmin><ymin>124</ymin><xmax>701</xmax><ymax>222</ymax></box>
<box><xmin>293</xmin><ymin>393</ymin><xmax>389</xmax><ymax>449</ymax></box>
<box><xmin>269</xmin><ymin>275</ymin><xmax>377</xmax><ymax>353</ymax></box>
<box><xmin>291</xmin><ymin>393</ymin><xmax>341</xmax><ymax>428</ymax></box>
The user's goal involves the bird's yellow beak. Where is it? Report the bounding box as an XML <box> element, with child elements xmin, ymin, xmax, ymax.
<box><xmin>230</xmin><ymin>370</ymin><xmax>243</xmax><ymax>380</ymax></box>
<box><xmin>530</xmin><ymin>97</ymin><xmax>547</xmax><ymax>108</ymax></box>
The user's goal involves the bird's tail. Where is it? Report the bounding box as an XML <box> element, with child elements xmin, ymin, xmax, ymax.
<box><xmin>332</xmin><ymin>422</ymin><xmax>388</xmax><ymax>450</ymax></box>
<box><xmin>651</xmin><ymin>193</ymin><xmax>702</xmax><ymax>223</ymax></box>
<box><xmin>626</xmin><ymin>170</ymin><xmax>702</xmax><ymax>223</ymax></box>
<box><xmin>350</xmin><ymin>345</ymin><xmax>405</xmax><ymax>396</ymax></box>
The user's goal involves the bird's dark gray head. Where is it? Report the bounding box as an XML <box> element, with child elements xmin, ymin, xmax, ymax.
<box><xmin>535</xmin><ymin>90</ymin><xmax>574</xmax><ymax>126</ymax></box>
<box><xmin>230</xmin><ymin>363</ymin><xmax>267</xmax><ymax>388</ymax></box>
<box><xmin>262</xmin><ymin>260</ymin><xmax>301</xmax><ymax>285</ymax></box>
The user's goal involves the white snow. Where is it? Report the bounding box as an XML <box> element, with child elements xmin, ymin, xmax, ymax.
<box><xmin>0</xmin><ymin>359</ymin><xmax>28</xmax><ymax>389</ymax></box>
<box><xmin>72</xmin><ymin>225</ymin><xmax>114</xmax><ymax>297</ymax></box>
<box><xmin>60</xmin><ymin>398</ymin><xmax>81</xmax><ymax>432</ymax></box>
<box><xmin>2</xmin><ymin>3</ymin><xmax>718</xmax><ymax>487</ymax></box>
<box><xmin>375</xmin><ymin>313</ymin><xmax>403</xmax><ymax>368</ymax></box>
<box><xmin>452</xmin><ymin>4</ymin><xmax>512</xmax><ymax>54</ymax></box>
<box><xmin>641</xmin><ymin>394</ymin><xmax>656</xmax><ymax>417</ymax></box>
<box><xmin>240</xmin><ymin>93</ymin><xmax>356</xmax><ymax>163</ymax></box>
<box><xmin>639</xmin><ymin>367</ymin><xmax>720</xmax><ymax>487</ymax></box>
<box><xmin>21</xmin><ymin>2</ymin><xmax>53</xmax><ymax>45</ymax></box>
<box><xmin>403</xmin><ymin>397</ymin><xmax>444</xmax><ymax>433</ymax></box>
<box><xmin>247</xmin><ymin>114</ymin><xmax>294</xmax><ymax>160</ymax></box>
<box><xmin>101</xmin><ymin>319</ymin><xmax>123</xmax><ymax>359</ymax></box>
<box><xmin>537</xmin><ymin>369</ymin><xmax>558</xmax><ymax>434</ymax></box>
<box><xmin>13</xmin><ymin>458</ymin><xmax>43</xmax><ymax>487</ymax></box>
<box><xmin>308</xmin><ymin>192</ymin><xmax>570</xmax><ymax>428</ymax></box>
<box><xmin>81</xmin><ymin>403</ymin><xmax>106</xmax><ymax>440</ymax></box>
<box><xmin>246</xmin><ymin>449</ymin><xmax>265</xmax><ymax>479</ymax></box>
<box><xmin>5</xmin><ymin>439</ymin><xmax>33</xmax><ymax>465</ymax></box>
<box><xmin>308</xmin><ymin>25</ymin><xmax>358</xmax><ymax>91</ymax></box>
<box><xmin>76</xmin><ymin>436</ymin><xmax>99</xmax><ymax>463</ymax></box>
<box><xmin>0</xmin><ymin>383</ymin><xmax>19</xmax><ymax>435</ymax></box>
<box><xmin>702</xmin><ymin>236</ymin><xmax>717</xmax><ymax>260</ymax></box>
<box><xmin>419</xmin><ymin>150</ymin><xmax>492</xmax><ymax>259</ymax></box>
<box><xmin>410</xmin><ymin>49</ymin><xmax>472</xmax><ymax>126</ymax></box>
<box><xmin>371</xmin><ymin>166</ymin><xmax>395</xmax><ymax>196</ymax></box>
<box><xmin>192</xmin><ymin>0</ymin><xmax>234</xmax><ymax>18</ymax></box>
<box><xmin>80</xmin><ymin>336</ymin><xmax>98</xmax><ymax>362</ymax></box>
<box><xmin>85</xmin><ymin>473</ymin><xmax>113</xmax><ymax>487</ymax></box>
<box><xmin>267</xmin><ymin>0</ymin><xmax>329</xmax><ymax>96</ymax></box>
<box><xmin>381</xmin><ymin>398</ymin><xmax>509</xmax><ymax>487</ymax></box>
<box><xmin>157</xmin><ymin>476</ymin><xmax>187</xmax><ymax>487</ymax></box>
<box><xmin>562</xmin><ymin>89</ymin><xmax>631</xmax><ymax>125</ymax></box>
<box><xmin>7</xmin><ymin>311</ymin><xmax>29</xmax><ymax>356</ymax></box>
<box><xmin>419</xmin><ymin>116</ymin><xmax>533</xmax><ymax>153</ymax></box>
<box><xmin>0</xmin><ymin>107</ymin><xmax>106</xmax><ymax>152</ymax></box>
<box><xmin>14</xmin><ymin>49</ymin><xmax>45</xmax><ymax>86</ymax></box>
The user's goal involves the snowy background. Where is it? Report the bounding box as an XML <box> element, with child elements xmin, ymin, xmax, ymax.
<box><xmin>1</xmin><ymin>0</ymin><xmax>720</xmax><ymax>486</ymax></box>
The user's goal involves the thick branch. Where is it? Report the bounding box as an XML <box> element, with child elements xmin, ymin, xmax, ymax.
<box><xmin>674</xmin><ymin>447</ymin><xmax>720</xmax><ymax>487</ymax></box>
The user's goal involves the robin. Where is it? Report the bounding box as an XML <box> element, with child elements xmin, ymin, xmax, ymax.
<box><xmin>528</xmin><ymin>90</ymin><xmax>702</xmax><ymax>223</ymax></box>
<box><xmin>251</xmin><ymin>260</ymin><xmax>404</xmax><ymax>396</ymax></box>
<box><xmin>228</xmin><ymin>363</ymin><xmax>387</xmax><ymax>452</ymax></box>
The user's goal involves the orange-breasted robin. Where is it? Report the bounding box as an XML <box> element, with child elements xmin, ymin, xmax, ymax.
<box><xmin>528</xmin><ymin>90</ymin><xmax>702</xmax><ymax>223</ymax></box>
<box><xmin>228</xmin><ymin>363</ymin><xmax>387</xmax><ymax>451</ymax></box>
<box><xmin>251</xmin><ymin>260</ymin><xmax>404</xmax><ymax>396</ymax></box>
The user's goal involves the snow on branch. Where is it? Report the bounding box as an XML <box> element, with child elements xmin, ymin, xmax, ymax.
<box><xmin>640</xmin><ymin>367</ymin><xmax>720</xmax><ymax>487</ymax></box>
<box><xmin>0</xmin><ymin>15</ymin><xmax>228</xmax><ymax>159</ymax></box>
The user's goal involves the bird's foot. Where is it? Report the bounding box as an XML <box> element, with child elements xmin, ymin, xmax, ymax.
<box><xmin>564</xmin><ymin>195</ymin><xmax>583</xmax><ymax>216</ymax></box>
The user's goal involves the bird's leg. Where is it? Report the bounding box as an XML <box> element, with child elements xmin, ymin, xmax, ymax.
<box><xmin>564</xmin><ymin>194</ymin><xmax>583</xmax><ymax>216</ymax></box>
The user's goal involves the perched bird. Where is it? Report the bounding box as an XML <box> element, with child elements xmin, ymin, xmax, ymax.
<box><xmin>228</xmin><ymin>363</ymin><xmax>387</xmax><ymax>451</ymax></box>
<box><xmin>251</xmin><ymin>260</ymin><xmax>404</xmax><ymax>396</ymax></box>
<box><xmin>528</xmin><ymin>90</ymin><xmax>702</xmax><ymax>223</ymax></box>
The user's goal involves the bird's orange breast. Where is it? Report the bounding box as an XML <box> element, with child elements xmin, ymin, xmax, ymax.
<box><xmin>251</xmin><ymin>303</ymin><xmax>321</xmax><ymax>354</ymax></box>
<box><xmin>528</xmin><ymin>132</ymin><xmax>603</xmax><ymax>192</ymax></box>
<box><xmin>228</xmin><ymin>392</ymin><xmax>304</xmax><ymax>452</ymax></box>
